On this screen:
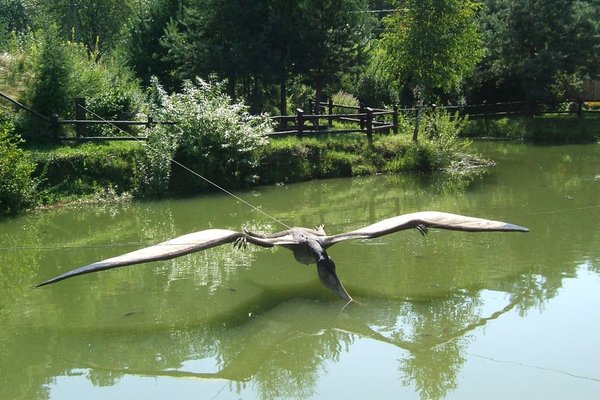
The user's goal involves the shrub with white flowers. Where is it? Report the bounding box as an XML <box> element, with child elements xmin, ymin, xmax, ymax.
<box><xmin>136</xmin><ymin>77</ymin><xmax>271</xmax><ymax>196</ymax></box>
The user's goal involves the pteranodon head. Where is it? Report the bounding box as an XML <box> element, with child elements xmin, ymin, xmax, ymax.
<box><xmin>315</xmin><ymin>256</ymin><xmax>353</xmax><ymax>302</ymax></box>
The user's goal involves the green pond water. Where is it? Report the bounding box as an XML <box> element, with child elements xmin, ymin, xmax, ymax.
<box><xmin>1</xmin><ymin>142</ymin><xmax>600</xmax><ymax>400</ymax></box>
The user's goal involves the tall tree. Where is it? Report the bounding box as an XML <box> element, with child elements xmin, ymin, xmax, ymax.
<box><xmin>261</xmin><ymin>0</ymin><xmax>304</xmax><ymax>115</ymax></box>
<box><xmin>162</xmin><ymin>0</ymin><xmax>372</xmax><ymax>113</ymax></box>
<box><xmin>475</xmin><ymin>0</ymin><xmax>600</xmax><ymax>102</ymax></box>
<box><xmin>123</xmin><ymin>0</ymin><xmax>182</xmax><ymax>87</ymax></box>
<box><xmin>296</xmin><ymin>0</ymin><xmax>372</xmax><ymax>110</ymax></box>
<box><xmin>26</xmin><ymin>24</ymin><xmax>73</xmax><ymax>119</ymax></box>
<box><xmin>25</xmin><ymin>0</ymin><xmax>134</xmax><ymax>54</ymax></box>
<box><xmin>162</xmin><ymin>0</ymin><xmax>270</xmax><ymax>102</ymax></box>
<box><xmin>0</xmin><ymin>0</ymin><xmax>29</xmax><ymax>36</ymax></box>
<box><xmin>378</xmin><ymin>0</ymin><xmax>483</xmax><ymax>102</ymax></box>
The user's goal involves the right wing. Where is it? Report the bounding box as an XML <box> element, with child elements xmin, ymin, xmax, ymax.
<box><xmin>323</xmin><ymin>211</ymin><xmax>528</xmax><ymax>247</ymax></box>
<box><xmin>36</xmin><ymin>229</ymin><xmax>243</xmax><ymax>287</ymax></box>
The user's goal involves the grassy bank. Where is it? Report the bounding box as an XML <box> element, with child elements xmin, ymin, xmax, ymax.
<box><xmin>463</xmin><ymin>113</ymin><xmax>600</xmax><ymax>143</ymax></box>
<box><xmin>23</xmin><ymin>133</ymin><xmax>475</xmax><ymax>210</ymax></box>
<box><xmin>255</xmin><ymin>134</ymin><xmax>468</xmax><ymax>184</ymax></box>
<box><xmin>30</xmin><ymin>141</ymin><xmax>144</xmax><ymax>205</ymax></box>
<box><xmin>9</xmin><ymin>112</ymin><xmax>600</xmax><ymax>217</ymax></box>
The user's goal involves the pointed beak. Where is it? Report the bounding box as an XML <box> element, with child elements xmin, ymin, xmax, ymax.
<box><xmin>316</xmin><ymin>257</ymin><xmax>353</xmax><ymax>302</ymax></box>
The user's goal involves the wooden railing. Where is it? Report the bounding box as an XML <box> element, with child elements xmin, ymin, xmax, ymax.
<box><xmin>1</xmin><ymin>90</ymin><xmax>597</xmax><ymax>142</ymax></box>
<box><xmin>269</xmin><ymin>105</ymin><xmax>398</xmax><ymax>142</ymax></box>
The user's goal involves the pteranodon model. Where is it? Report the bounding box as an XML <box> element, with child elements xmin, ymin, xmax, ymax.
<box><xmin>36</xmin><ymin>211</ymin><xmax>528</xmax><ymax>301</ymax></box>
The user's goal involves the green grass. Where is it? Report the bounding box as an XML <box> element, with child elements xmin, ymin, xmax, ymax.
<box><xmin>22</xmin><ymin>111</ymin><xmax>600</xmax><ymax>213</ymax></box>
<box><xmin>13</xmin><ymin>129</ymin><xmax>481</xmax><ymax>213</ymax></box>
<box><xmin>256</xmin><ymin>133</ymin><xmax>462</xmax><ymax>185</ymax></box>
<box><xmin>28</xmin><ymin>141</ymin><xmax>144</xmax><ymax>204</ymax></box>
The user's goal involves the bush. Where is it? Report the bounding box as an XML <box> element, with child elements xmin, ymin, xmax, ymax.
<box><xmin>27</xmin><ymin>26</ymin><xmax>72</xmax><ymax>117</ymax></box>
<box><xmin>463</xmin><ymin>114</ymin><xmax>600</xmax><ymax>143</ymax></box>
<box><xmin>135</xmin><ymin>77</ymin><xmax>271</xmax><ymax>196</ymax></box>
<box><xmin>384</xmin><ymin>141</ymin><xmax>437</xmax><ymax>172</ymax></box>
<box><xmin>9</xmin><ymin>29</ymin><xmax>143</xmax><ymax>140</ymax></box>
<box><xmin>256</xmin><ymin>138</ymin><xmax>314</xmax><ymax>184</ymax></box>
<box><xmin>70</xmin><ymin>46</ymin><xmax>143</xmax><ymax>137</ymax></box>
<box><xmin>22</xmin><ymin>25</ymin><xmax>72</xmax><ymax>138</ymax></box>
<box><xmin>0</xmin><ymin>123</ymin><xmax>37</xmax><ymax>216</ymax></box>
<box><xmin>331</xmin><ymin>91</ymin><xmax>360</xmax><ymax>114</ymax></box>
<box><xmin>422</xmin><ymin>108</ymin><xmax>471</xmax><ymax>167</ymax></box>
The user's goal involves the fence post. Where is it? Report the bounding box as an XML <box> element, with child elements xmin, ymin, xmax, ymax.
<box><xmin>328</xmin><ymin>97</ymin><xmax>334</xmax><ymax>127</ymax></box>
<box><xmin>392</xmin><ymin>104</ymin><xmax>398</xmax><ymax>134</ymax></box>
<box><xmin>577</xmin><ymin>99</ymin><xmax>583</xmax><ymax>118</ymax></box>
<box><xmin>359</xmin><ymin>103</ymin><xmax>365</xmax><ymax>130</ymax></box>
<box><xmin>75</xmin><ymin>97</ymin><xmax>86</xmax><ymax>138</ymax></box>
<box><xmin>527</xmin><ymin>100</ymin><xmax>536</xmax><ymax>117</ymax></box>
<box><xmin>147</xmin><ymin>115</ymin><xmax>154</xmax><ymax>129</ymax></box>
<box><xmin>366</xmin><ymin>107</ymin><xmax>373</xmax><ymax>144</ymax></box>
<box><xmin>482</xmin><ymin>100</ymin><xmax>489</xmax><ymax>135</ymax></box>
<box><xmin>50</xmin><ymin>112</ymin><xmax>60</xmax><ymax>141</ymax></box>
<box><xmin>296</xmin><ymin>108</ymin><xmax>304</xmax><ymax>138</ymax></box>
<box><xmin>412</xmin><ymin>99</ymin><xmax>423</xmax><ymax>142</ymax></box>
<box><xmin>430</xmin><ymin>103</ymin><xmax>438</xmax><ymax>137</ymax></box>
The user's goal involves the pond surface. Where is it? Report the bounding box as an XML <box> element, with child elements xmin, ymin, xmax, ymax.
<box><xmin>1</xmin><ymin>142</ymin><xmax>600</xmax><ymax>400</ymax></box>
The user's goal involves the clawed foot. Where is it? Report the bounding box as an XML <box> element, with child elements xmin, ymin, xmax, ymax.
<box><xmin>234</xmin><ymin>235</ymin><xmax>247</xmax><ymax>250</ymax></box>
<box><xmin>314</xmin><ymin>224</ymin><xmax>326</xmax><ymax>235</ymax></box>
<box><xmin>415</xmin><ymin>224</ymin><xmax>429</xmax><ymax>236</ymax></box>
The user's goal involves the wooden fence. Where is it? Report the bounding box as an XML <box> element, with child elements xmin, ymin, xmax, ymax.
<box><xmin>57</xmin><ymin>98</ymin><xmax>178</xmax><ymax>141</ymax></box>
<box><xmin>270</xmin><ymin>98</ymin><xmax>398</xmax><ymax>141</ymax></box>
<box><xmin>0</xmin><ymin>92</ymin><xmax>169</xmax><ymax>141</ymax></box>
<box><xmin>269</xmin><ymin>97</ymin><xmax>597</xmax><ymax>140</ymax></box>
<box><xmin>1</xmin><ymin>90</ymin><xmax>597</xmax><ymax>142</ymax></box>
<box><xmin>0</xmin><ymin>90</ymin><xmax>50</xmax><ymax>123</ymax></box>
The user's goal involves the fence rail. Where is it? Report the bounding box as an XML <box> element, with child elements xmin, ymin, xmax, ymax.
<box><xmin>269</xmin><ymin>97</ymin><xmax>399</xmax><ymax>142</ymax></box>
<box><xmin>0</xmin><ymin>90</ymin><xmax>50</xmax><ymax>122</ymax></box>
<box><xmin>1</xmin><ymin>90</ymin><xmax>598</xmax><ymax>142</ymax></box>
<box><xmin>269</xmin><ymin>98</ymin><xmax>598</xmax><ymax>140</ymax></box>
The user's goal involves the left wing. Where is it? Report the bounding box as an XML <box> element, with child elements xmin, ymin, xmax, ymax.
<box><xmin>323</xmin><ymin>211</ymin><xmax>528</xmax><ymax>247</ymax></box>
<box><xmin>36</xmin><ymin>229</ymin><xmax>243</xmax><ymax>287</ymax></box>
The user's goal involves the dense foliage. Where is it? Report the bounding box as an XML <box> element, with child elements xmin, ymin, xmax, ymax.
<box><xmin>0</xmin><ymin>123</ymin><xmax>37</xmax><ymax>216</ymax></box>
<box><xmin>1</xmin><ymin>0</ymin><xmax>600</xmax><ymax>216</ymax></box>
<box><xmin>158</xmin><ymin>0</ymin><xmax>372</xmax><ymax>113</ymax></box>
<box><xmin>472</xmin><ymin>0</ymin><xmax>600</xmax><ymax>102</ymax></box>
<box><xmin>4</xmin><ymin>27</ymin><xmax>143</xmax><ymax>139</ymax></box>
<box><xmin>3</xmin><ymin>0</ymin><xmax>134</xmax><ymax>54</ymax></box>
<box><xmin>378</xmin><ymin>0</ymin><xmax>483</xmax><ymax>102</ymax></box>
<box><xmin>135</xmin><ymin>78</ymin><xmax>271</xmax><ymax>196</ymax></box>
<box><xmin>2</xmin><ymin>0</ymin><xmax>600</xmax><ymax>114</ymax></box>
<box><xmin>25</xmin><ymin>24</ymin><xmax>72</xmax><ymax>125</ymax></box>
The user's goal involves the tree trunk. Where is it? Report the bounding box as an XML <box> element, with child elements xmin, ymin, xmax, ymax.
<box><xmin>412</xmin><ymin>86</ymin><xmax>424</xmax><ymax>142</ymax></box>
<box><xmin>227</xmin><ymin>75</ymin><xmax>236</xmax><ymax>102</ymax></box>
<box><xmin>279</xmin><ymin>78</ymin><xmax>288</xmax><ymax>131</ymax></box>
<box><xmin>250</xmin><ymin>74</ymin><xmax>262</xmax><ymax>114</ymax></box>
<box><xmin>279</xmin><ymin>77</ymin><xmax>287</xmax><ymax>116</ymax></box>
<box><xmin>315</xmin><ymin>84</ymin><xmax>322</xmax><ymax>115</ymax></box>
<box><xmin>412</xmin><ymin>98</ymin><xmax>424</xmax><ymax>142</ymax></box>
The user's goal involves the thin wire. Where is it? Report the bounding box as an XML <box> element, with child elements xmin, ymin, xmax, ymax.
<box><xmin>467</xmin><ymin>352</ymin><xmax>600</xmax><ymax>383</ymax></box>
<box><xmin>1</xmin><ymin>243</ymin><xmax>156</xmax><ymax>251</ymax></box>
<box><xmin>81</xmin><ymin>105</ymin><xmax>291</xmax><ymax>230</ymax></box>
